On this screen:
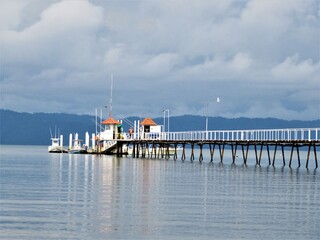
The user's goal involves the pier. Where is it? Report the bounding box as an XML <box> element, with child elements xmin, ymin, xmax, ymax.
<box><xmin>118</xmin><ymin>128</ymin><xmax>319</xmax><ymax>168</ymax></box>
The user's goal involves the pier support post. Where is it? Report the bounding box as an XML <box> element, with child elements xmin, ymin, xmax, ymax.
<box><xmin>218</xmin><ymin>144</ymin><xmax>225</xmax><ymax>162</ymax></box>
<box><xmin>165</xmin><ymin>144</ymin><xmax>170</xmax><ymax>160</ymax></box>
<box><xmin>306</xmin><ymin>144</ymin><xmax>311</xmax><ymax>168</ymax></box>
<box><xmin>296</xmin><ymin>145</ymin><xmax>301</xmax><ymax>167</ymax></box>
<box><xmin>157</xmin><ymin>143</ymin><xmax>161</xmax><ymax>158</ymax></box>
<box><xmin>174</xmin><ymin>143</ymin><xmax>178</xmax><ymax>160</ymax></box>
<box><xmin>254</xmin><ymin>144</ymin><xmax>259</xmax><ymax>165</ymax></box>
<box><xmin>161</xmin><ymin>143</ymin><xmax>165</xmax><ymax>158</ymax></box>
<box><xmin>181</xmin><ymin>143</ymin><xmax>186</xmax><ymax>161</ymax></box>
<box><xmin>281</xmin><ymin>145</ymin><xmax>286</xmax><ymax>166</ymax></box>
<box><xmin>141</xmin><ymin>143</ymin><xmax>144</xmax><ymax>158</ymax></box>
<box><xmin>314</xmin><ymin>143</ymin><xmax>318</xmax><ymax>168</ymax></box>
<box><xmin>116</xmin><ymin>142</ymin><xmax>119</xmax><ymax>156</ymax></box>
<box><xmin>146</xmin><ymin>143</ymin><xmax>150</xmax><ymax>158</ymax></box>
<box><xmin>136</xmin><ymin>143</ymin><xmax>140</xmax><ymax>158</ymax></box>
<box><xmin>258</xmin><ymin>144</ymin><xmax>263</xmax><ymax>165</ymax></box>
<box><xmin>199</xmin><ymin>143</ymin><xmax>203</xmax><ymax>162</ymax></box>
<box><xmin>289</xmin><ymin>144</ymin><xmax>300</xmax><ymax>168</ymax></box>
<box><xmin>242</xmin><ymin>144</ymin><xmax>249</xmax><ymax>165</ymax></box>
<box><xmin>231</xmin><ymin>144</ymin><xmax>238</xmax><ymax>164</ymax></box>
<box><xmin>210</xmin><ymin>143</ymin><xmax>215</xmax><ymax>162</ymax></box>
<box><xmin>289</xmin><ymin>144</ymin><xmax>295</xmax><ymax>168</ymax></box>
<box><xmin>306</xmin><ymin>143</ymin><xmax>318</xmax><ymax>168</ymax></box>
<box><xmin>266</xmin><ymin>144</ymin><xmax>271</xmax><ymax>165</ymax></box>
<box><xmin>190</xmin><ymin>143</ymin><xmax>195</xmax><ymax>161</ymax></box>
<box><xmin>272</xmin><ymin>143</ymin><xmax>278</xmax><ymax>167</ymax></box>
<box><xmin>132</xmin><ymin>143</ymin><xmax>136</xmax><ymax>158</ymax></box>
<box><xmin>150</xmin><ymin>142</ymin><xmax>153</xmax><ymax>158</ymax></box>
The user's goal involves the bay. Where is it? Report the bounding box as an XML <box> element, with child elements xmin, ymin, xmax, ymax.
<box><xmin>0</xmin><ymin>145</ymin><xmax>319</xmax><ymax>239</ymax></box>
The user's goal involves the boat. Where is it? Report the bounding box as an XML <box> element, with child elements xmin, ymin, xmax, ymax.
<box><xmin>48</xmin><ymin>137</ymin><xmax>65</xmax><ymax>153</ymax></box>
<box><xmin>68</xmin><ymin>139</ymin><xmax>87</xmax><ymax>154</ymax></box>
<box><xmin>48</xmin><ymin>128</ymin><xmax>66</xmax><ymax>153</ymax></box>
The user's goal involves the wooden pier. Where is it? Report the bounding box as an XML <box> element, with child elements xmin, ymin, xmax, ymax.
<box><xmin>116</xmin><ymin>128</ymin><xmax>320</xmax><ymax>168</ymax></box>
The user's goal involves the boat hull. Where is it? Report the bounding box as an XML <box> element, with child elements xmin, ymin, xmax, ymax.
<box><xmin>68</xmin><ymin>149</ymin><xmax>87</xmax><ymax>154</ymax></box>
<box><xmin>48</xmin><ymin>146</ymin><xmax>66</xmax><ymax>153</ymax></box>
<box><xmin>49</xmin><ymin>150</ymin><xmax>67</xmax><ymax>153</ymax></box>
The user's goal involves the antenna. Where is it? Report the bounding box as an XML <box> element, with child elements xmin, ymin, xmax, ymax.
<box><xmin>109</xmin><ymin>73</ymin><xmax>113</xmax><ymax>117</ymax></box>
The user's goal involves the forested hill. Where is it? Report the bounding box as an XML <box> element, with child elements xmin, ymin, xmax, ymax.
<box><xmin>1</xmin><ymin>110</ymin><xmax>96</xmax><ymax>145</ymax></box>
<box><xmin>1</xmin><ymin>109</ymin><xmax>319</xmax><ymax>145</ymax></box>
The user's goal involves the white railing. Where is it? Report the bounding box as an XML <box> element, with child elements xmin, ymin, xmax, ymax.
<box><xmin>140</xmin><ymin>128</ymin><xmax>320</xmax><ymax>142</ymax></box>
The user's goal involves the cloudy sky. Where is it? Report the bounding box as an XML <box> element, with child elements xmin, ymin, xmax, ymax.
<box><xmin>1</xmin><ymin>0</ymin><xmax>319</xmax><ymax>120</ymax></box>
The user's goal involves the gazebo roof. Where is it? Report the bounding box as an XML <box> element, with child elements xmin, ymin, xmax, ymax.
<box><xmin>101</xmin><ymin>117</ymin><xmax>120</xmax><ymax>125</ymax></box>
<box><xmin>141</xmin><ymin>117</ymin><xmax>157</xmax><ymax>126</ymax></box>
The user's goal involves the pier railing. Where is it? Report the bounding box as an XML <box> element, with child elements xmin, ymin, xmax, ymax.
<box><xmin>142</xmin><ymin>128</ymin><xmax>320</xmax><ymax>142</ymax></box>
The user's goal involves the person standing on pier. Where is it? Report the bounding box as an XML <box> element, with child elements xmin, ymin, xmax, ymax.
<box><xmin>129</xmin><ymin>127</ymin><xmax>134</xmax><ymax>139</ymax></box>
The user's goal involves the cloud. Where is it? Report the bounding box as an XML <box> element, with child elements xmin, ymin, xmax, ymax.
<box><xmin>143</xmin><ymin>53</ymin><xmax>180</xmax><ymax>76</ymax></box>
<box><xmin>0</xmin><ymin>0</ymin><xmax>26</xmax><ymax>30</ymax></box>
<box><xmin>1</xmin><ymin>0</ymin><xmax>319</xmax><ymax>120</ymax></box>
<box><xmin>2</xmin><ymin>0</ymin><xmax>104</xmax><ymax>69</ymax></box>
<box><xmin>104</xmin><ymin>44</ymin><xmax>126</xmax><ymax>66</ymax></box>
<box><xmin>230</xmin><ymin>53</ymin><xmax>252</xmax><ymax>71</ymax></box>
<box><xmin>271</xmin><ymin>55</ymin><xmax>320</xmax><ymax>81</ymax></box>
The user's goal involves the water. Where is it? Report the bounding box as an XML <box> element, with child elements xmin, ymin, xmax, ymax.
<box><xmin>0</xmin><ymin>145</ymin><xmax>319</xmax><ymax>239</ymax></box>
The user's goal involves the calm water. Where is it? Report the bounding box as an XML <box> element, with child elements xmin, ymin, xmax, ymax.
<box><xmin>0</xmin><ymin>145</ymin><xmax>319</xmax><ymax>239</ymax></box>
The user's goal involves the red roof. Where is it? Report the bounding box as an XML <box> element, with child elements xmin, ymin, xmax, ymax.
<box><xmin>141</xmin><ymin>118</ymin><xmax>157</xmax><ymax>126</ymax></box>
<box><xmin>101</xmin><ymin>117</ymin><xmax>120</xmax><ymax>125</ymax></box>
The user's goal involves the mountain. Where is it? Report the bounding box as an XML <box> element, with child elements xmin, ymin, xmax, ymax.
<box><xmin>0</xmin><ymin>109</ymin><xmax>319</xmax><ymax>146</ymax></box>
<box><xmin>0</xmin><ymin>110</ymin><xmax>96</xmax><ymax>145</ymax></box>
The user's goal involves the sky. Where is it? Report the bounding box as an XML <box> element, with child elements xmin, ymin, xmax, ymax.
<box><xmin>1</xmin><ymin>0</ymin><xmax>319</xmax><ymax>120</ymax></box>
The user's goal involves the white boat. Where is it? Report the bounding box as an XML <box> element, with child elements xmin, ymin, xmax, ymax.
<box><xmin>68</xmin><ymin>139</ymin><xmax>87</xmax><ymax>154</ymax></box>
<box><xmin>48</xmin><ymin>128</ymin><xmax>65</xmax><ymax>153</ymax></box>
<box><xmin>48</xmin><ymin>137</ymin><xmax>65</xmax><ymax>153</ymax></box>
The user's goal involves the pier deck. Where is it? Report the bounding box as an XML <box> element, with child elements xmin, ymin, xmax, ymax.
<box><xmin>116</xmin><ymin>128</ymin><xmax>320</xmax><ymax>168</ymax></box>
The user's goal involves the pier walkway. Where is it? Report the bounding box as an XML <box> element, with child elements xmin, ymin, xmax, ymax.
<box><xmin>118</xmin><ymin>128</ymin><xmax>320</xmax><ymax>168</ymax></box>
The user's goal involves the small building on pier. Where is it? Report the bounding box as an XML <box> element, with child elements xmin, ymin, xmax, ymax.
<box><xmin>141</xmin><ymin>118</ymin><xmax>158</xmax><ymax>133</ymax></box>
<box><xmin>95</xmin><ymin>117</ymin><xmax>122</xmax><ymax>154</ymax></box>
<box><xmin>100</xmin><ymin>117</ymin><xmax>121</xmax><ymax>139</ymax></box>
<box><xmin>141</xmin><ymin>117</ymin><xmax>161</xmax><ymax>139</ymax></box>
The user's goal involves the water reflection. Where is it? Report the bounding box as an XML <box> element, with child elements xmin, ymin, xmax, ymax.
<box><xmin>1</xmin><ymin>146</ymin><xmax>318</xmax><ymax>240</ymax></box>
<box><xmin>47</xmin><ymin>153</ymin><xmax>319</xmax><ymax>239</ymax></box>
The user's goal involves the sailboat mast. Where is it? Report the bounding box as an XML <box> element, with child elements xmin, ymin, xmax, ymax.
<box><xmin>95</xmin><ymin>108</ymin><xmax>98</xmax><ymax>135</ymax></box>
<box><xmin>109</xmin><ymin>74</ymin><xmax>113</xmax><ymax>117</ymax></box>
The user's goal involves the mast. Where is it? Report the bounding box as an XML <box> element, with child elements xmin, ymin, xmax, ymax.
<box><xmin>95</xmin><ymin>108</ymin><xmax>98</xmax><ymax>135</ymax></box>
<box><xmin>109</xmin><ymin>73</ymin><xmax>113</xmax><ymax>117</ymax></box>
